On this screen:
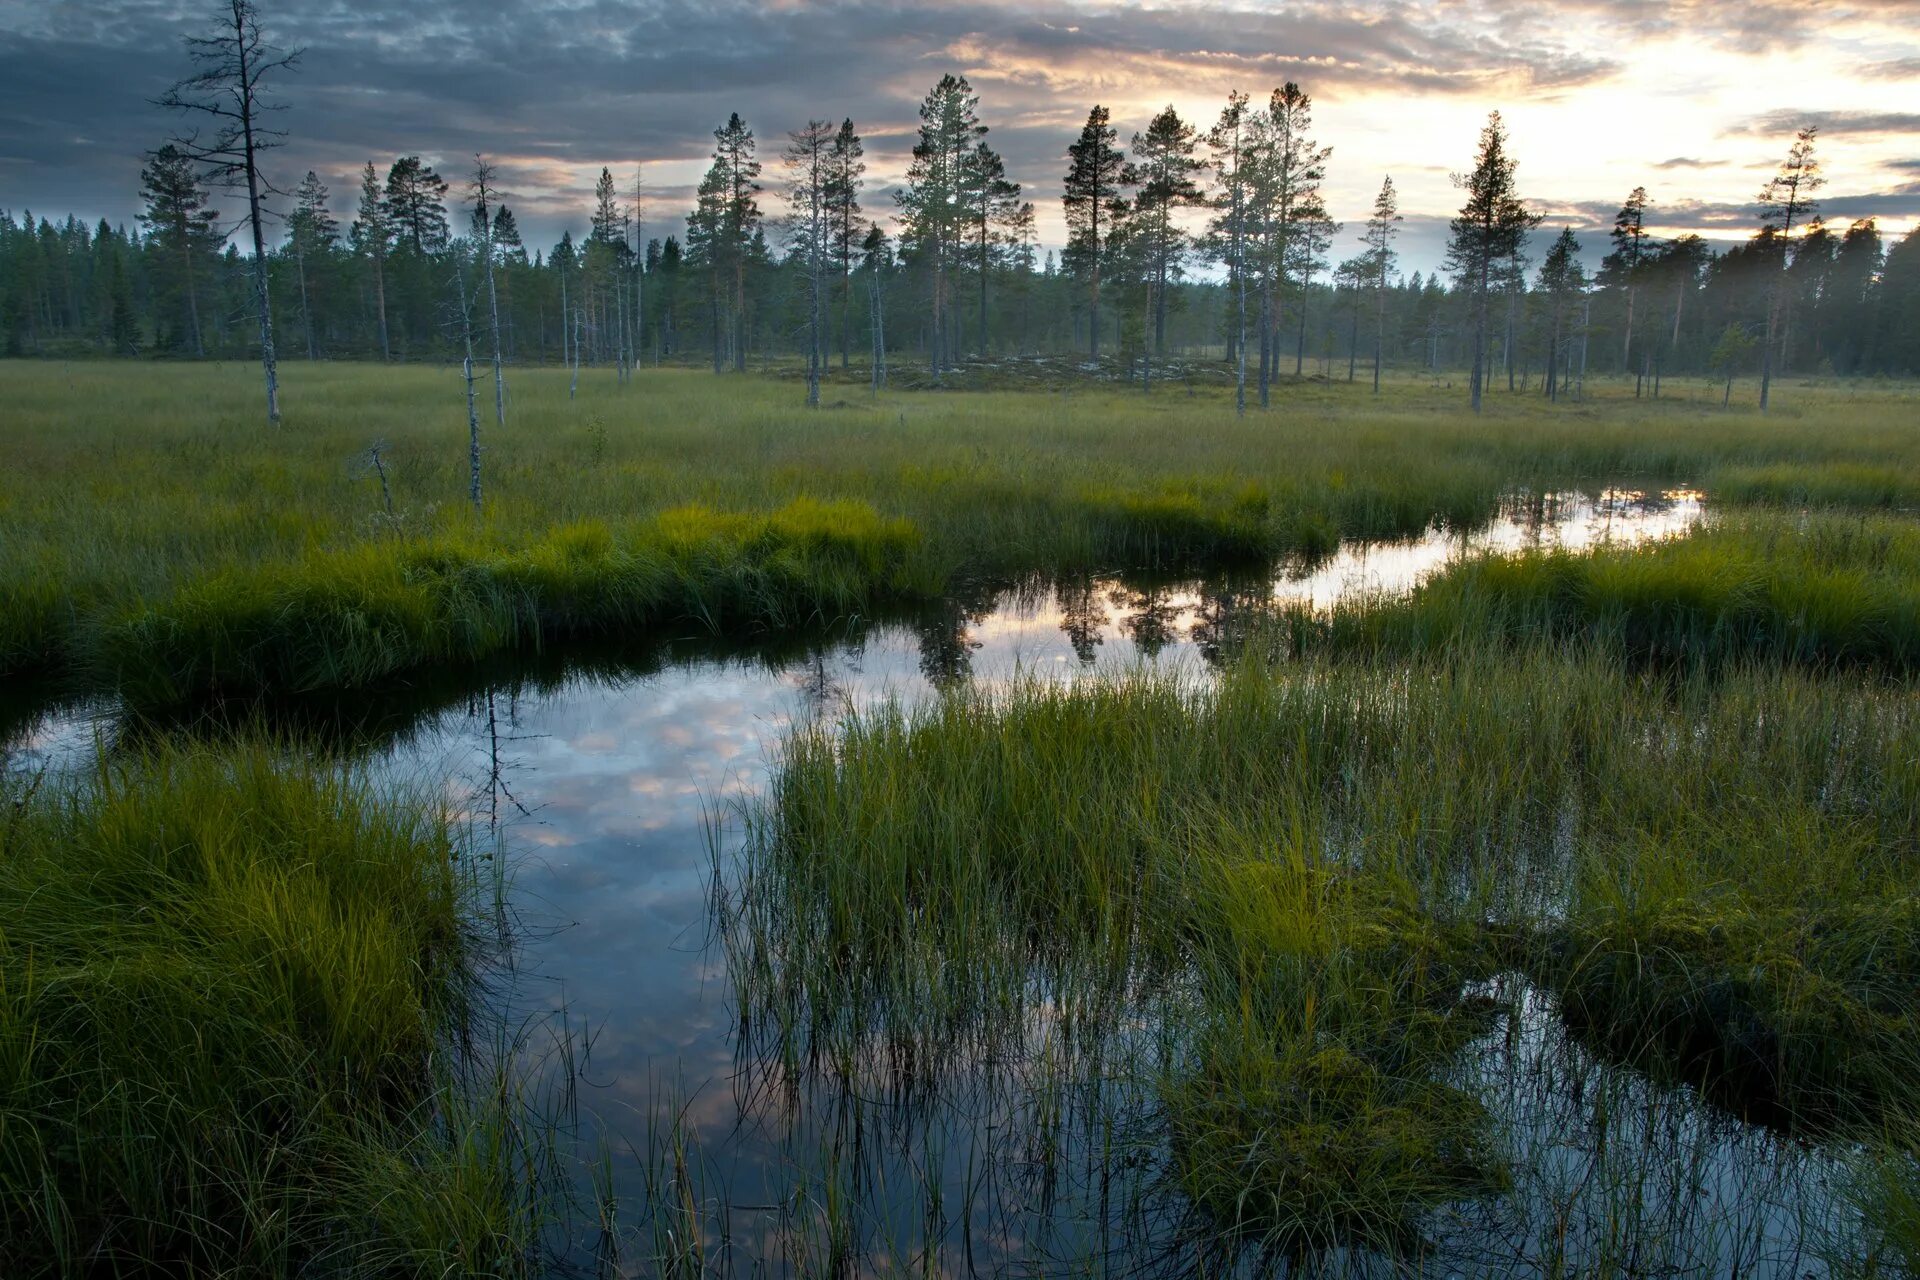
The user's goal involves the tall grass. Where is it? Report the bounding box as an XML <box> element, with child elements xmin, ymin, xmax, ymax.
<box><xmin>727</xmin><ymin>648</ymin><xmax>1920</xmax><ymax>1268</ymax></box>
<box><xmin>0</xmin><ymin>741</ymin><xmax>556</xmax><ymax>1276</ymax></box>
<box><xmin>1293</xmin><ymin>510</ymin><xmax>1920</xmax><ymax>670</ymax></box>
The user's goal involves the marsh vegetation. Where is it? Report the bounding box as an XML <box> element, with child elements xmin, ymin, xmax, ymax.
<box><xmin>3</xmin><ymin>362</ymin><xmax>1918</xmax><ymax>1276</ymax></box>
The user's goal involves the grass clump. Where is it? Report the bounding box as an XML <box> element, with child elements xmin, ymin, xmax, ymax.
<box><xmin>1542</xmin><ymin>896</ymin><xmax>1920</xmax><ymax>1130</ymax></box>
<box><xmin>1296</xmin><ymin>510</ymin><xmax>1920</xmax><ymax>670</ymax></box>
<box><xmin>1168</xmin><ymin>863</ymin><xmax>1508</xmax><ymax>1259</ymax></box>
<box><xmin>101</xmin><ymin>498</ymin><xmax>927</xmax><ymax>704</ymax></box>
<box><xmin>0</xmin><ymin>742</ymin><xmax>542</xmax><ymax>1276</ymax></box>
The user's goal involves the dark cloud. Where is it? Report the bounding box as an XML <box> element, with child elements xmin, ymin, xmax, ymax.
<box><xmin>1653</xmin><ymin>157</ymin><xmax>1728</xmax><ymax>171</ymax></box>
<box><xmin>1725</xmin><ymin>110</ymin><xmax>1920</xmax><ymax>139</ymax></box>
<box><xmin>1863</xmin><ymin>57</ymin><xmax>1920</xmax><ymax>80</ymax></box>
<box><xmin>1</xmin><ymin>0</ymin><xmax>1628</xmax><ymax>249</ymax></box>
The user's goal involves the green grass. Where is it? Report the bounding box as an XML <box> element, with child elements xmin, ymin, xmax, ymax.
<box><xmin>1292</xmin><ymin>509</ymin><xmax>1920</xmax><ymax>670</ymax></box>
<box><xmin>0</xmin><ymin>741</ymin><xmax>553</xmax><ymax>1276</ymax></box>
<box><xmin>730</xmin><ymin>646</ymin><xmax>1920</xmax><ymax>1264</ymax></box>
<box><xmin>8</xmin><ymin>360</ymin><xmax>1920</xmax><ymax>1271</ymax></box>
<box><xmin>4</xmin><ymin>361</ymin><xmax>1919</xmax><ymax>702</ymax></box>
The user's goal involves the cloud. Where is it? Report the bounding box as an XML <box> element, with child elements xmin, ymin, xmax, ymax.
<box><xmin>1725</xmin><ymin>110</ymin><xmax>1920</xmax><ymax>139</ymax></box>
<box><xmin>3</xmin><ymin>0</ymin><xmax>1916</xmax><ymax>263</ymax></box>
<box><xmin>1863</xmin><ymin>57</ymin><xmax>1920</xmax><ymax>80</ymax></box>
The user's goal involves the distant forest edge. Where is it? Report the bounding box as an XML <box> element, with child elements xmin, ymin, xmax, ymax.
<box><xmin>3</xmin><ymin>2</ymin><xmax>1917</xmax><ymax>397</ymax></box>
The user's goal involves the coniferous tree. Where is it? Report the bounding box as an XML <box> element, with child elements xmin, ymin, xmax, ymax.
<box><xmin>1063</xmin><ymin>104</ymin><xmax>1135</xmax><ymax>361</ymax></box>
<box><xmin>714</xmin><ymin>114</ymin><xmax>762</xmax><ymax>372</ymax></box>
<box><xmin>1130</xmin><ymin>105</ymin><xmax>1205</xmax><ymax>359</ymax></box>
<box><xmin>785</xmin><ymin>119</ymin><xmax>834</xmax><ymax>406</ymax></box>
<box><xmin>1248</xmin><ymin>83</ymin><xmax>1332</xmax><ymax>404</ymax></box>
<box><xmin>1601</xmin><ymin>186</ymin><xmax>1651</xmax><ymax>375</ymax></box>
<box><xmin>349</xmin><ymin>161</ymin><xmax>393</xmax><ymax>359</ymax></box>
<box><xmin>1756</xmin><ymin>125</ymin><xmax>1822</xmax><ymax>410</ymax></box>
<box><xmin>1445</xmin><ymin>111</ymin><xmax>1540</xmax><ymax>412</ymax></box>
<box><xmin>898</xmin><ymin>75</ymin><xmax>985</xmax><ymax>380</ymax></box>
<box><xmin>962</xmin><ymin>139</ymin><xmax>1020</xmax><ymax>357</ymax></box>
<box><xmin>824</xmin><ymin>120</ymin><xmax>867</xmax><ymax>369</ymax></box>
<box><xmin>1536</xmin><ymin>226</ymin><xmax>1586</xmax><ymax>401</ymax></box>
<box><xmin>1207</xmin><ymin>91</ymin><xmax>1255</xmax><ymax>415</ymax></box>
<box><xmin>385</xmin><ymin>156</ymin><xmax>450</xmax><ymax>254</ymax></box>
<box><xmin>1360</xmin><ymin>175</ymin><xmax>1401</xmax><ymax>393</ymax></box>
<box><xmin>138</xmin><ymin>144</ymin><xmax>221</xmax><ymax>356</ymax></box>
<box><xmin>285</xmin><ymin>170</ymin><xmax>336</xmax><ymax>359</ymax></box>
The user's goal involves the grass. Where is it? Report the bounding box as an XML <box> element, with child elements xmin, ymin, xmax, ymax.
<box><xmin>7</xmin><ymin>360</ymin><xmax>1920</xmax><ymax>1272</ymax></box>
<box><xmin>1292</xmin><ymin>509</ymin><xmax>1920</xmax><ymax>671</ymax></box>
<box><xmin>0</xmin><ymin>740</ymin><xmax>557</xmax><ymax>1276</ymax></box>
<box><xmin>727</xmin><ymin>645</ymin><xmax>1920</xmax><ymax>1267</ymax></box>
<box><xmin>3</xmin><ymin>361</ymin><xmax>1919</xmax><ymax>702</ymax></box>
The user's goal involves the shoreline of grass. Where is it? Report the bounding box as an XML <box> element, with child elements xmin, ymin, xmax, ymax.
<box><xmin>1286</xmin><ymin>509</ymin><xmax>1920</xmax><ymax>672</ymax></box>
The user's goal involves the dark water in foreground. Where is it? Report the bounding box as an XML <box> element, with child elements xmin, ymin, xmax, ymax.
<box><xmin>7</xmin><ymin>490</ymin><xmax>1867</xmax><ymax>1275</ymax></box>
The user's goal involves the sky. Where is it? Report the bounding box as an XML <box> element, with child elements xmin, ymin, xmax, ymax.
<box><xmin>2</xmin><ymin>0</ymin><xmax>1918</xmax><ymax>273</ymax></box>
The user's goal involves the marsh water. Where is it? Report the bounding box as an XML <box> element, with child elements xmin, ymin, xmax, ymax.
<box><xmin>7</xmin><ymin>488</ymin><xmax>1865</xmax><ymax>1274</ymax></box>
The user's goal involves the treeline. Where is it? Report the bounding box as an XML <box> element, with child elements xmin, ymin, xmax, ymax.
<box><xmin>5</xmin><ymin>69</ymin><xmax>1920</xmax><ymax>397</ymax></box>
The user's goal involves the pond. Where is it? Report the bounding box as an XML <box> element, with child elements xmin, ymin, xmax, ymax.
<box><xmin>11</xmin><ymin>487</ymin><xmax>1857</xmax><ymax>1274</ymax></box>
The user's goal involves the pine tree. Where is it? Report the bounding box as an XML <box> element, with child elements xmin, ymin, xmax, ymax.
<box><xmin>1247</xmin><ymin>83</ymin><xmax>1332</xmax><ymax>404</ymax></box>
<box><xmin>1756</xmin><ymin>126</ymin><xmax>1822</xmax><ymax>410</ymax></box>
<box><xmin>962</xmin><ymin>139</ymin><xmax>1020</xmax><ymax>357</ymax></box>
<box><xmin>1360</xmin><ymin>176</ymin><xmax>1401</xmax><ymax>393</ymax></box>
<box><xmin>825</xmin><ymin>120</ymin><xmax>866</xmax><ymax>370</ymax></box>
<box><xmin>1536</xmin><ymin>226</ymin><xmax>1585</xmax><ymax>401</ymax></box>
<box><xmin>1130</xmin><ymin>106</ymin><xmax>1205</xmax><ymax>358</ymax></box>
<box><xmin>713</xmin><ymin>114</ymin><xmax>762</xmax><ymax>372</ymax></box>
<box><xmin>1063</xmin><ymin>104</ymin><xmax>1135</xmax><ymax>362</ymax></box>
<box><xmin>1445</xmin><ymin>111</ymin><xmax>1540</xmax><ymax>412</ymax></box>
<box><xmin>1601</xmin><ymin>186</ymin><xmax>1652</xmax><ymax>375</ymax></box>
<box><xmin>349</xmin><ymin>160</ymin><xmax>392</xmax><ymax>359</ymax></box>
<box><xmin>1206</xmin><ymin>91</ymin><xmax>1255</xmax><ymax>416</ymax></box>
<box><xmin>384</xmin><ymin>156</ymin><xmax>450</xmax><ymax>254</ymax></box>
<box><xmin>785</xmin><ymin>119</ymin><xmax>834</xmax><ymax>406</ymax></box>
<box><xmin>898</xmin><ymin>75</ymin><xmax>986</xmax><ymax>380</ymax></box>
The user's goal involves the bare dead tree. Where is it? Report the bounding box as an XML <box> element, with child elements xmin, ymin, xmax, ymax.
<box><xmin>451</xmin><ymin>249</ymin><xmax>483</xmax><ymax>512</ymax></box>
<box><xmin>156</xmin><ymin>0</ymin><xmax>300</xmax><ymax>425</ymax></box>
<box><xmin>467</xmin><ymin>154</ymin><xmax>507</xmax><ymax>426</ymax></box>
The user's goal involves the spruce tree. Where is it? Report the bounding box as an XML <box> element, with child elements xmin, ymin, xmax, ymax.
<box><xmin>349</xmin><ymin>161</ymin><xmax>393</xmax><ymax>359</ymax></box>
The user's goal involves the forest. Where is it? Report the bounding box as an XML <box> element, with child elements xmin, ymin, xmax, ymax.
<box><xmin>4</xmin><ymin>75</ymin><xmax>1917</xmax><ymax>398</ymax></box>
